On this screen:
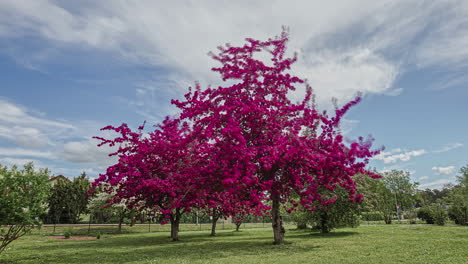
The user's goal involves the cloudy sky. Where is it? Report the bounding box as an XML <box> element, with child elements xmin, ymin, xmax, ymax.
<box><xmin>0</xmin><ymin>0</ymin><xmax>467</xmax><ymax>189</ymax></box>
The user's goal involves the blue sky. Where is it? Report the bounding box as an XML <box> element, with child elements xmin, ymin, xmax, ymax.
<box><xmin>0</xmin><ymin>1</ymin><xmax>467</xmax><ymax>189</ymax></box>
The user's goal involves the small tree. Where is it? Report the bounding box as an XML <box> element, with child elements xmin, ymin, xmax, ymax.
<box><xmin>308</xmin><ymin>187</ymin><xmax>361</xmax><ymax>233</ymax></box>
<box><xmin>88</xmin><ymin>192</ymin><xmax>130</xmax><ymax>232</ymax></box>
<box><xmin>0</xmin><ymin>163</ymin><xmax>50</xmax><ymax>254</ymax></box>
<box><xmin>47</xmin><ymin>172</ymin><xmax>91</xmax><ymax>224</ymax></box>
<box><xmin>358</xmin><ymin>171</ymin><xmax>418</xmax><ymax>224</ymax></box>
<box><xmin>446</xmin><ymin>165</ymin><xmax>468</xmax><ymax>225</ymax></box>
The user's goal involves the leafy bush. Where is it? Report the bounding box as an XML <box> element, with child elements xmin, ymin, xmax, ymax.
<box><xmin>64</xmin><ymin>228</ymin><xmax>73</xmax><ymax>239</ymax></box>
<box><xmin>361</xmin><ymin>211</ymin><xmax>384</xmax><ymax>221</ymax></box>
<box><xmin>432</xmin><ymin>205</ymin><xmax>447</xmax><ymax>226</ymax></box>
<box><xmin>448</xmin><ymin>204</ymin><xmax>468</xmax><ymax>225</ymax></box>
<box><xmin>64</xmin><ymin>232</ymin><xmax>71</xmax><ymax>239</ymax></box>
<box><xmin>417</xmin><ymin>207</ymin><xmax>434</xmax><ymax>224</ymax></box>
<box><xmin>417</xmin><ymin>205</ymin><xmax>447</xmax><ymax>225</ymax></box>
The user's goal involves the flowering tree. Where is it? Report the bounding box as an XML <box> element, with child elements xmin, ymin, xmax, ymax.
<box><xmin>93</xmin><ymin>118</ymin><xmax>203</xmax><ymax>241</ymax></box>
<box><xmin>172</xmin><ymin>30</ymin><xmax>380</xmax><ymax>244</ymax></box>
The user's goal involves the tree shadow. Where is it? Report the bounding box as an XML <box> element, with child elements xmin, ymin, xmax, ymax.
<box><xmin>12</xmin><ymin>230</ymin><xmax>325</xmax><ymax>263</ymax></box>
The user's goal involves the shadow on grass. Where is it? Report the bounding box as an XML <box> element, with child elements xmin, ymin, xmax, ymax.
<box><xmin>9</xmin><ymin>231</ymin><xmax>330</xmax><ymax>264</ymax></box>
<box><xmin>11</xmin><ymin>229</ymin><xmax>356</xmax><ymax>263</ymax></box>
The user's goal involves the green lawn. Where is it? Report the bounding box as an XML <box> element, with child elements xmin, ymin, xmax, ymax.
<box><xmin>1</xmin><ymin>224</ymin><xmax>467</xmax><ymax>264</ymax></box>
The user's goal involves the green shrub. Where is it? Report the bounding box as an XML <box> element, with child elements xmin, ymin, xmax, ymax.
<box><xmin>448</xmin><ymin>204</ymin><xmax>468</xmax><ymax>226</ymax></box>
<box><xmin>64</xmin><ymin>228</ymin><xmax>73</xmax><ymax>239</ymax></box>
<box><xmin>431</xmin><ymin>205</ymin><xmax>447</xmax><ymax>226</ymax></box>
<box><xmin>96</xmin><ymin>232</ymin><xmax>101</xmax><ymax>239</ymax></box>
<box><xmin>361</xmin><ymin>211</ymin><xmax>384</xmax><ymax>221</ymax></box>
<box><xmin>417</xmin><ymin>207</ymin><xmax>434</xmax><ymax>224</ymax></box>
<box><xmin>418</xmin><ymin>205</ymin><xmax>447</xmax><ymax>225</ymax></box>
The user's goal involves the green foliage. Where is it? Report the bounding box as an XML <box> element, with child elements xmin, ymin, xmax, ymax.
<box><xmin>63</xmin><ymin>228</ymin><xmax>72</xmax><ymax>239</ymax></box>
<box><xmin>417</xmin><ymin>205</ymin><xmax>447</xmax><ymax>225</ymax></box>
<box><xmin>417</xmin><ymin>206</ymin><xmax>435</xmax><ymax>224</ymax></box>
<box><xmin>357</xmin><ymin>170</ymin><xmax>418</xmax><ymax>224</ymax></box>
<box><xmin>445</xmin><ymin>166</ymin><xmax>468</xmax><ymax>225</ymax></box>
<box><xmin>47</xmin><ymin>172</ymin><xmax>91</xmax><ymax>224</ymax></box>
<box><xmin>87</xmin><ymin>191</ymin><xmax>131</xmax><ymax>232</ymax></box>
<box><xmin>0</xmin><ymin>163</ymin><xmax>50</xmax><ymax>254</ymax></box>
<box><xmin>361</xmin><ymin>211</ymin><xmax>384</xmax><ymax>221</ymax></box>
<box><xmin>431</xmin><ymin>205</ymin><xmax>448</xmax><ymax>225</ymax></box>
<box><xmin>288</xmin><ymin>187</ymin><xmax>361</xmax><ymax>233</ymax></box>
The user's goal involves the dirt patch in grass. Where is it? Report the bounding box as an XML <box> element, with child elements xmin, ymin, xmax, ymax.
<box><xmin>47</xmin><ymin>236</ymin><xmax>104</xmax><ymax>241</ymax></box>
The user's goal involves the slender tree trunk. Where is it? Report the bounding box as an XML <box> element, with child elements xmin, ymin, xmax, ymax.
<box><xmin>320</xmin><ymin>211</ymin><xmax>330</xmax><ymax>233</ymax></box>
<box><xmin>210</xmin><ymin>209</ymin><xmax>219</xmax><ymax>237</ymax></box>
<box><xmin>170</xmin><ymin>209</ymin><xmax>181</xmax><ymax>241</ymax></box>
<box><xmin>235</xmin><ymin>222</ymin><xmax>241</xmax><ymax>231</ymax></box>
<box><xmin>118</xmin><ymin>216</ymin><xmax>123</xmax><ymax>233</ymax></box>
<box><xmin>271</xmin><ymin>196</ymin><xmax>285</xmax><ymax>244</ymax></box>
<box><xmin>384</xmin><ymin>212</ymin><xmax>392</xmax><ymax>224</ymax></box>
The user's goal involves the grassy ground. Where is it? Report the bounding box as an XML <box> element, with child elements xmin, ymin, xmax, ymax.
<box><xmin>1</xmin><ymin>224</ymin><xmax>467</xmax><ymax>264</ymax></box>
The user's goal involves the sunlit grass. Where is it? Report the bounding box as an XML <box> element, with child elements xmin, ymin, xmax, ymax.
<box><xmin>1</xmin><ymin>224</ymin><xmax>467</xmax><ymax>264</ymax></box>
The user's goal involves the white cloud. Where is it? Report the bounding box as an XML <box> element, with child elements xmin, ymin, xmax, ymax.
<box><xmin>384</xmin><ymin>87</ymin><xmax>403</xmax><ymax>96</ymax></box>
<box><xmin>419</xmin><ymin>178</ymin><xmax>455</xmax><ymax>190</ymax></box>
<box><xmin>0</xmin><ymin>99</ymin><xmax>116</xmax><ymax>175</ymax></box>
<box><xmin>432</xmin><ymin>166</ymin><xmax>456</xmax><ymax>176</ymax></box>
<box><xmin>0</xmin><ymin>99</ymin><xmax>74</xmax><ymax>148</ymax></box>
<box><xmin>62</xmin><ymin>138</ymin><xmax>117</xmax><ymax>167</ymax></box>
<box><xmin>418</xmin><ymin>176</ymin><xmax>429</xmax><ymax>181</ymax></box>
<box><xmin>0</xmin><ymin>147</ymin><xmax>54</xmax><ymax>159</ymax></box>
<box><xmin>433</xmin><ymin>143</ymin><xmax>463</xmax><ymax>153</ymax></box>
<box><xmin>0</xmin><ymin>157</ymin><xmax>44</xmax><ymax>168</ymax></box>
<box><xmin>339</xmin><ymin>119</ymin><xmax>360</xmax><ymax>135</ymax></box>
<box><xmin>374</xmin><ymin>149</ymin><xmax>426</xmax><ymax>164</ymax></box>
<box><xmin>1</xmin><ymin>0</ymin><xmax>448</xmax><ymax>111</ymax></box>
<box><xmin>2</xmin><ymin>1</ymin><xmax>467</xmax><ymax>105</ymax></box>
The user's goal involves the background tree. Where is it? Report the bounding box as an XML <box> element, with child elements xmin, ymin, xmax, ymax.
<box><xmin>445</xmin><ymin>165</ymin><xmax>468</xmax><ymax>225</ymax></box>
<box><xmin>0</xmin><ymin>163</ymin><xmax>50</xmax><ymax>254</ymax></box>
<box><xmin>87</xmin><ymin>191</ymin><xmax>131</xmax><ymax>232</ymax></box>
<box><xmin>308</xmin><ymin>187</ymin><xmax>361</xmax><ymax>233</ymax></box>
<box><xmin>358</xmin><ymin>170</ymin><xmax>418</xmax><ymax>224</ymax></box>
<box><xmin>383</xmin><ymin>170</ymin><xmax>419</xmax><ymax>220</ymax></box>
<box><xmin>47</xmin><ymin>172</ymin><xmax>91</xmax><ymax>223</ymax></box>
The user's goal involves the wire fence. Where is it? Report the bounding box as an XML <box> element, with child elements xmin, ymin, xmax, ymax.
<box><xmin>33</xmin><ymin>220</ymin><xmax>295</xmax><ymax>236</ymax></box>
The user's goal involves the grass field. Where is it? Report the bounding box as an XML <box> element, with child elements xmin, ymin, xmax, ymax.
<box><xmin>1</xmin><ymin>224</ymin><xmax>467</xmax><ymax>264</ymax></box>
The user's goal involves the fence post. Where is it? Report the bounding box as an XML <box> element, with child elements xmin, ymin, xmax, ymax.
<box><xmin>88</xmin><ymin>215</ymin><xmax>92</xmax><ymax>234</ymax></box>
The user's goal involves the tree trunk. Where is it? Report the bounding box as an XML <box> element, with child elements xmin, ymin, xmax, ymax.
<box><xmin>271</xmin><ymin>196</ymin><xmax>285</xmax><ymax>244</ymax></box>
<box><xmin>235</xmin><ymin>222</ymin><xmax>241</xmax><ymax>231</ymax></box>
<box><xmin>170</xmin><ymin>209</ymin><xmax>181</xmax><ymax>241</ymax></box>
<box><xmin>118</xmin><ymin>216</ymin><xmax>123</xmax><ymax>233</ymax></box>
<box><xmin>210</xmin><ymin>210</ymin><xmax>219</xmax><ymax>237</ymax></box>
<box><xmin>320</xmin><ymin>211</ymin><xmax>330</xmax><ymax>233</ymax></box>
<box><xmin>384</xmin><ymin>213</ymin><xmax>392</xmax><ymax>224</ymax></box>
